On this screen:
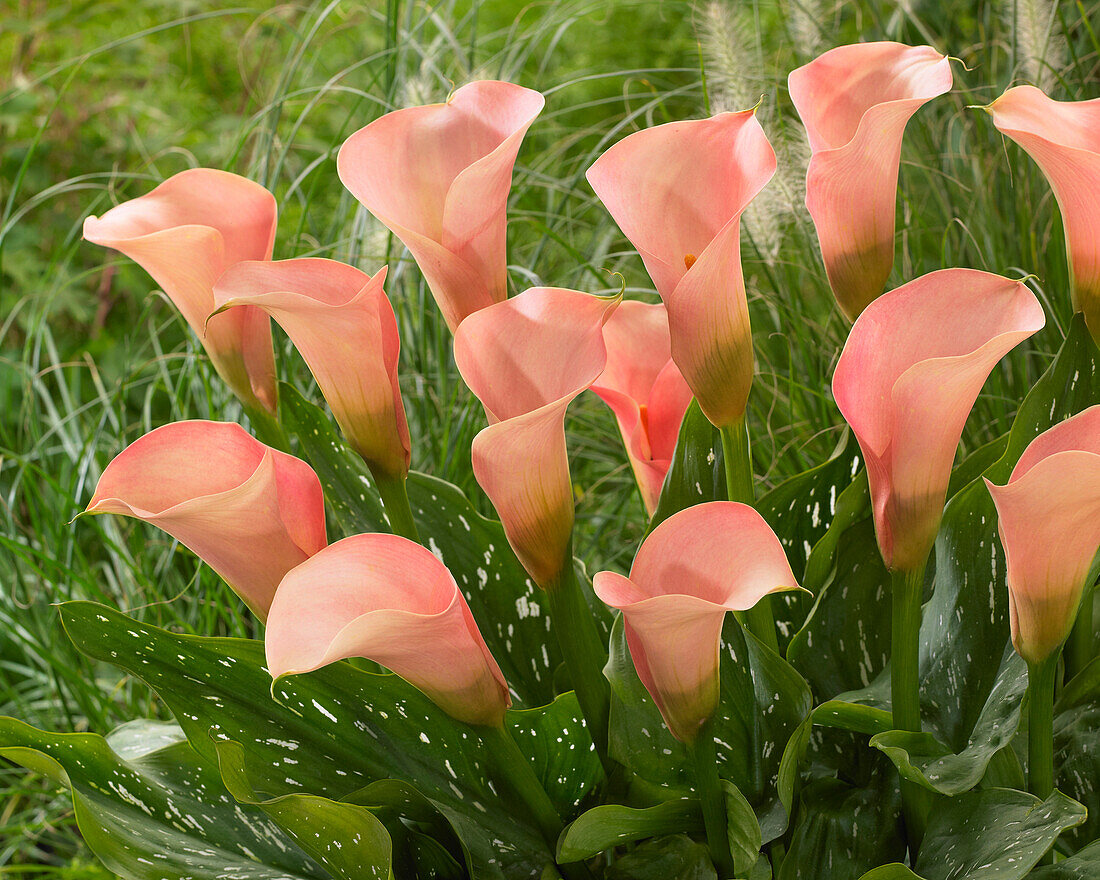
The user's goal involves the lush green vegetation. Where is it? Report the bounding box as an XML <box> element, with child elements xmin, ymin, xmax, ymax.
<box><xmin>1</xmin><ymin>0</ymin><xmax>1096</xmax><ymax>872</ymax></box>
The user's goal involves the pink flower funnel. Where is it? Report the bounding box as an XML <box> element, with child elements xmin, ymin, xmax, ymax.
<box><xmin>213</xmin><ymin>258</ymin><xmax>410</xmax><ymax>480</ymax></box>
<box><xmin>988</xmin><ymin>86</ymin><xmax>1100</xmax><ymax>341</ymax></box>
<box><xmin>833</xmin><ymin>269</ymin><xmax>1045</xmax><ymax>573</ymax></box>
<box><xmin>453</xmin><ymin>286</ymin><xmax>618</xmax><ymax>587</ymax></box>
<box><xmin>789</xmin><ymin>42</ymin><xmax>952</xmax><ymax>320</ymax></box>
<box><xmin>265</xmin><ymin>533</ymin><xmax>511</xmax><ymax>728</ymax></box>
<box><xmin>590</xmin><ymin>301</ymin><xmax>692</xmax><ymax>514</ymax></box>
<box><xmin>593</xmin><ymin>502</ymin><xmax>800</xmax><ymax>742</ymax></box>
<box><xmin>85</xmin><ymin>421</ymin><xmax>326</xmax><ymax>620</ymax></box>
<box><xmin>83</xmin><ymin>169</ymin><xmax>278</xmax><ymax>412</ymax></box>
<box><xmin>337</xmin><ymin>81</ymin><xmax>544</xmax><ymax>332</ymax></box>
<box><xmin>586</xmin><ymin>109</ymin><xmax>776</xmax><ymax>429</ymax></box>
<box><xmin>986</xmin><ymin>406</ymin><xmax>1100</xmax><ymax>664</ymax></box>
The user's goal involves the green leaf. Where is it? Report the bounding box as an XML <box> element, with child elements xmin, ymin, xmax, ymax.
<box><xmin>1054</xmin><ymin>690</ymin><xmax>1100</xmax><ymax>849</ymax></box>
<box><xmin>723</xmin><ymin>780</ymin><xmax>763</xmax><ymax>876</ymax></box>
<box><xmin>214</xmin><ymin>738</ymin><xmax>392</xmax><ymax>880</ymax></box>
<box><xmin>870</xmin><ymin>649</ymin><xmax>1029</xmax><ymax>795</ymax></box>
<box><xmin>0</xmin><ymin>716</ymin><xmax>328</xmax><ymax>880</ymax></box>
<box><xmin>756</xmin><ymin>430</ymin><xmax>863</xmax><ymax>650</ymax></box>
<box><xmin>557</xmin><ymin>798</ymin><xmax>702</xmax><ymax>862</ymax></box>
<box><xmin>605</xmin><ymin>834</ymin><xmax>718</xmax><ymax>880</ymax></box>
<box><xmin>776</xmin><ymin>774</ymin><xmax>905</xmax><ymax>880</ymax></box>
<box><xmin>914</xmin><ymin>789</ymin><xmax>1086</xmax><ymax>880</ymax></box>
<box><xmin>281</xmin><ymin>382</ymin><xmax>563</xmax><ymax>707</ymax></box>
<box><xmin>606</xmin><ymin>614</ymin><xmax>811</xmax><ymax>842</ymax></box>
<box><xmin>1027</xmin><ymin>839</ymin><xmax>1100</xmax><ymax>878</ymax></box>
<box><xmin>648</xmin><ymin>399</ymin><xmax>725</xmax><ymax>532</ymax></box>
<box><xmin>59</xmin><ymin>601</ymin><xmax>584</xmax><ymax>879</ymax></box>
<box><xmin>856</xmin><ymin>866</ymin><xmax>924</xmax><ymax>880</ymax></box>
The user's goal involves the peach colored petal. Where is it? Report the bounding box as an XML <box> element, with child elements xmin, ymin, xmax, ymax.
<box><xmin>833</xmin><ymin>269</ymin><xmax>1045</xmax><ymax>572</ymax></box>
<box><xmin>986</xmin><ymin>406</ymin><xmax>1100</xmax><ymax>663</ymax></box>
<box><xmin>337</xmin><ymin>81</ymin><xmax>544</xmax><ymax>331</ymax></box>
<box><xmin>212</xmin><ymin>258</ymin><xmax>410</xmax><ymax>479</ymax></box>
<box><xmin>591</xmin><ymin>301</ymin><xmax>692</xmax><ymax>513</ymax></box>
<box><xmin>988</xmin><ymin>86</ymin><xmax>1100</xmax><ymax>338</ymax></box>
<box><xmin>86</xmin><ymin>421</ymin><xmax>326</xmax><ymax>619</ymax></box>
<box><xmin>593</xmin><ymin>502</ymin><xmax>799</xmax><ymax>741</ymax></box>
<box><xmin>789</xmin><ymin>42</ymin><xmax>952</xmax><ymax>319</ymax></box>
<box><xmin>82</xmin><ymin>169</ymin><xmax>278</xmax><ymax>412</ymax></box>
<box><xmin>265</xmin><ymin>534</ymin><xmax>510</xmax><ymax>727</ymax></box>
<box><xmin>454</xmin><ymin>287</ymin><xmax>618</xmax><ymax>585</ymax></box>
<box><xmin>586</xmin><ymin>111</ymin><xmax>776</xmax><ymax>428</ymax></box>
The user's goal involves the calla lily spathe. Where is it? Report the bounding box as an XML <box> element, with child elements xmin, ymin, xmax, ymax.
<box><xmin>586</xmin><ymin>109</ymin><xmax>776</xmax><ymax>429</ymax></box>
<box><xmin>265</xmin><ymin>533</ymin><xmax>511</xmax><ymax>728</ymax></box>
<box><xmin>337</xmin><ymin>81</ymin><xmax>545</xmax><ymax>332</ymax></box>
<box><xmin>85</xmin><ymin>421</ymin><xmax>327</xmax><ymax>620</ymax></box>
<box><xmin>590</xmin><ymin>301</ymin><xmax>692</xmax><ymax>514</ymax></box>
<box><xmin>789</xmin><ymin>42</ymin><xmax>953</xmax><ymax>320</ymax></box>
<box><xmin>593</xmin><ymin>502</ymin><xmax>800</xmax><ymax>742</ymax></box>
<box><xmin>83</xmin><ymin>169</ymin><xmax>278</xmax><ymax>412</ymax></box>
<box><xmin>833</xmin><ymin>269</ymin><xmax>1045</xmax><ymax>573</ymax></box>
<box><xmin>986</xmin><ymin>406</ymin><xmax>1100</xmax><ymax>664</ymax></box>
<box><xmin>987</xmin><ymin>86</ymin><xmax>1100</xmax><ymax>341</ymax></box>
<box><xmin>212</xmin><ymin>258</ymin><xmax>410</xmax><ymax>480</ymax></box>
<box><xmin>453</xmin><ymin>287</ymin><xmax>618</xmax><ymax>587</ymax></box>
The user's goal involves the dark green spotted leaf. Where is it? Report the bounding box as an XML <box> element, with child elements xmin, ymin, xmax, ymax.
<box><xmin>648</xmin><ymin>399</ymin><xmax>725</xmax><ymax>532</ymax></box>
<box><xmin>605</xmin><ymin>614</ymin><xmax>811</xmax><ymax>842</ymax></box>
<box><xmin>281</xmin><ymin>382</ymin><xmax>562</xmax><ymax>707</ymax></box>
<box><xmin>59</xmin><ymin>601</ymin><xmax>593</xmax><ymax>880</ymax></box>
<box><xmin>776</xmin><ymin>773</ymin><xmax>905</xmax><ymax>880</ymax></box>
<box><xmin>214</xmin><ymin>738</ymin><xmax>392</xmax><ymax>880</ymax></box>
<box><xmin>723</xmin><ymin>780</ymin><xmax>763</xmax><ymax>876</ymax></box>
<box><xmin>557</xmin><ymin>798</ymin><xmax>702</xmax><ymax>862</ymax></box>
<box><xmin>1053</xmin><ymin>655</ymin><xmax>1100</xmax><ymax>849</ymax></box>
<box><xmin>1027</xmin><ymin>839</ymin><xmax>1100</xmax><ymax>878</ymax></box>
<box><xmin>870</xmin><ymin>649</ymin><xmax>1028</xmax><ymax>795</ymax></box>
<box><xmin>856</xmin><ymin>866</ymin><xmax>924</xmax><ymax>880</ymax></box>
<box><xmin>914</xmin><ymin>789</ymin><xmax>1086</xmax><ymax>880</ymax></box>
<box><xmin>0</xmin><ymin>716</ymin><xmax>327</xmax><ymax>880</ymax></box>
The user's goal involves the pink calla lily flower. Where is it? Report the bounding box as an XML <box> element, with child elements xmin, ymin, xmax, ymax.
<box><xmin>985</xmin><ymin>406</ymin><xmax>1100</xmax><ymax>664</ymax></box>
<box><xmin>789</xmin><ymin>42</ymin><xmax>953</xmax><ymax>319</ymax></box>
<box><xmin>590</xmin><ymin>301</ymin><xmax>693</xmax><ymax>514</ymax></box>
<box><xmin>337</xmin><ymin>81</ymin><xmax>545</xmax><ymax>332</ymax></box>
<box><xmin>85</xmin><ymin>421</ymin><xmax>326</xmax><ymax>620</ymax></box>
<box><xmin>833</xmin><ymin>269</ymin><xmax>1045</xmax><ymax>573</ymax></box>
<box><xmin>987</xmin><ymin>86</ymin><xmax>1100</xmax><ymax>340</ymax></box>
<box><xmin>453</xmin><ymin>287</ymin><xmax>619</xmax><ymax>587</ymax></box>
<box><xmin>265</xmin><ymin>533</ymin><xmax>511</xmax><ymax>728</ymax></box>
<box><xmin>83</xmin><ymin>169</ymin><xmax>278</xmax><ymax>412</ymax></box>
<box><xmin>586</xmin><ymin>109</ymin><xmax>776</xmax><ymax>429</ymax></box>
<box><xmin>212</xmin><ymin>258</ymin><xmax>410</xmax><ymax>480</ymax></box>
<box><xmin>593</xmin><ymin>502</ymin><xmax>800</xmax><ymax>742</ymax></box>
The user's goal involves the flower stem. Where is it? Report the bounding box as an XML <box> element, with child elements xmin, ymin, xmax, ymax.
<box><xmin>891</xmin><ymin>563</ymin><xmax>931</xmax><ymax>850</ymax></box>
<box><xmin>1027</xmin><ymin>653</ymin><xmax>1060</xmax><ymax>800</ymax></box>
<box><xmin>688</xmin><ymin>716</ymin><xmax>735</xmax><ymax>877</ymax></box>
<box><xmin>1065</xmin><ymin>584</ymin><xmax>1095</xmax><ymax>681</ymax></box>
<box><xmin>373</xmin><ymin>472</ymin><xmax>421</xmax><ymax>542</ymax></box>
<box><xmin>720</xmin><ymin>416</ymin><xmax>779</xmax><ymax>653</ymax></box>
<box><xmin>478</xmin><ymin>724</ymin><xmax>565</xmax><ymax>851</ymax></box>
<box><xmin>244</xmin><ymin>402</ymin><xmax>290</xmax><ymax>453</ymax></box>
<box><xmin>545</xmin><ymin>554</ymin><xmax>612</xmax><ymax>776</ymax></box>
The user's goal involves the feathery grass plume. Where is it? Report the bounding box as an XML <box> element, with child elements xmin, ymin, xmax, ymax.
<box><xmin>696</xmin><ymin>0</ymin><xmax>806</xmax><ymax>263</ymax></box>
<box><xmin>1001</xmin><ymin>0</ymin><xmax>1067</xmax><ymax>91</ymax></box>
<box><xmin>787</xmin><ymin>0</ymin><xmax>825</xmax><ymax>58</ymax></box>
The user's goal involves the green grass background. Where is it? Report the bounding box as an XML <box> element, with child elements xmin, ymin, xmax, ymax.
<box><xmin>1</xmin><ymin>0</ymin><xmax>1096</xmax><ymax>872</ymax></box>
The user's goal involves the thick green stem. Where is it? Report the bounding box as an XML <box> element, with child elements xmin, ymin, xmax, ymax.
<box><xmin>688</xmin><ymin>717</ymin><xmax>735</xmax><ymax>877</ymax></box>
<box><xmin>545</xmin><ymin>557</ymin><xmax>613</xmax><ymax>776</ymax></box>
<box><xmin>1027</xmin><ymin>654</ymin><xmax>1059</xmax><ymax>800</ymax></box>
<box><xmin>373</xmin><ymin>472</ymin><xmax>421</xmax><ymax>542</ymax></box>
<box><xmin>244</xmin><ymin>402</ymin><xmax>290</xmax><ymax>453</ymax></box>
<box><xmin>478</xmin><ymin>725</ymin><xmax>565</xmax><ymax>851</ymax></box>
<box><xmin>1065</xmin><ymin>584</ymin><xmax>1095</xmax><ymax>681</ymax></box>
<box><xmin>891</xmin><ymin>564</ymin><xmax>930</xmax><ymax>850</ymax></box>
<box><xmin>720</xmin><ymin>417</ymin><xmax>779</xmax><ymax>654</ymax></box>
